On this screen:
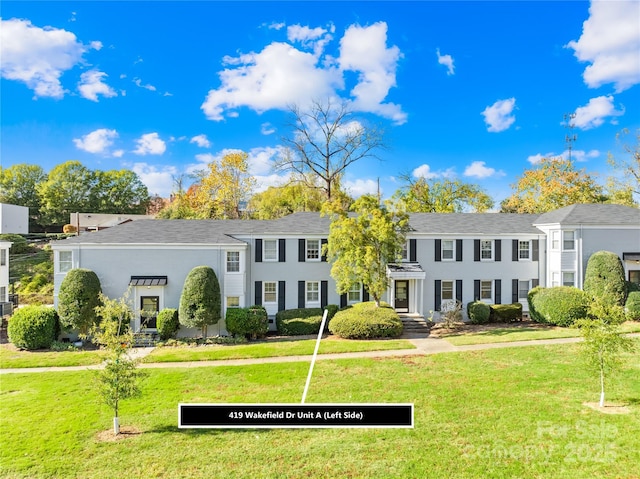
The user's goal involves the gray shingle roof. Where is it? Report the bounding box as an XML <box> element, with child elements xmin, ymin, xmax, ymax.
<box><xmin>534</xmin><ymin>204</ymin><xmax>640</xmax><ymax>226</ymax></box>
<box><xmin>55</xmin><ymin>210</ymin><xmax>549</xmax><ymax>246</ymax></box>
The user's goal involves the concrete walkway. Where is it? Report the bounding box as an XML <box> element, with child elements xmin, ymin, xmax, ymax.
<box><xmin>5</xmin><ymin>334</ymin><xmax>634</xmax><ymax>375</ymax></box>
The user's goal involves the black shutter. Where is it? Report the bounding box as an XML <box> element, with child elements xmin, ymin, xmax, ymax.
<box><xmin>512</xmin><ymin>279</ymin><xmax>519</xmax><ymax>303</ymax></box>
<box><xmin>255</xmin><ymin>281</ymin><xmax>262</xmax><ymax>306</ymax></box>
<box><xmin>434</xmin><ymin>280</ymin><xmax>442</xmax><ymax>311</ymax></box>
<box><xmin>456</xmin><ymin>239</ymin><xmax>463</xmax><ymax>261</ymax></box>
<box><xmin>409</xmin><ymin>239</ymin><xmax>417</xmax><ymax>262</ymax></box>
<box><xmin>495</xmin><ymin>279</ymin><xmax>502</xmax><ymax>304</ymax></box>
<box><xmin>255</xmin><ymin>239</ymin><xmax>263</xmax><ymax>262</ymax></box>
<box><xmin>435</xmin><ymin>239</ymin><xmax>442</xmax><ymax>262</ymax></box>
<box><xmin>474</xmin><ymin>240</ymin><xmax>480</xmax><ymax>262</ymax></box>
<box><xmin>474</xmin><ymin>280</ymin><xmax>480</xmax><ymax>301</ymax></box>
<box><xmin>532</xmin><ymin>240</ymin><xmax>539</xmax><ymax>262</ymax></box>
<box><xmin>532</xmin><ymin>278</ymin><xmax>539</xmax><ymax>288</ymax></box>
<box><xmin>363</xmin><ymin>285</ymin><xmax>370</xmax><ymax>302</ymax></box>
<box><xmin>512</xmin><ymin>240</ymin><xmax>519</xmax><ymax>262</ymax></box>
<box><xmin>279</xmin><ymin>239</ymin><xmax>286</xmax><ymax>262</ymax></box>
<box><xmin>298</xmin><ymin>281</ymin><xmax>305</xmax><ymax>308</ymax></box>
<box><xmin>321</xmin><ymin>239</ymin><xmax>328</xmax><ymax>262</ymax></box>
<box><xmin>495</xmin><ymin>240</ymin><xmax>501</xmax><ymax>262</ymax></box>
<box><xmin>340</xmin><ymin>294</ymin><xmax>347</xmax><ymax>308</ymax></box>
<box><xmin>298</xmin><ymin>239</ymin><xmax>305</xmax><ymax>262</ymax></box>
<box><xmin>278</xmin><ymin>281</ymin><xmax>286</xmax><ymax>311</ymax></box>
<box><xmin>456</xmin><ymin>280</ymin><xmax>463</xmax><ymax>302</ymax></box>
<box><xmin>321</xmin><ymin>281</ymin><xmax>328</xmax><ymax>308</ymax></box>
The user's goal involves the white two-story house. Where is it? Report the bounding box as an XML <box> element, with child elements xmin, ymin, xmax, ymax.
<box><xmin>51</xmin><ymin>204</ymin><xmax>640</xmax><ymax>336</ymax></box>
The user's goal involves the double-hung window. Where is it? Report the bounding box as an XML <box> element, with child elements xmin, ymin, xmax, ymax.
<box><xmin>263</xmin><ymin>240</ymin><xmax>277</xmax><ymax>261</ymax></box>
<box><xmin>226</xmin><ymin>251</ymin><xmax>240</xmax><ymax>272</ymax></box>
<box><xmin>441</xmin><ymin>280</ymin><xmax>454</xmax><ymax>300</ymax></box>
<box><xmin>306</xmin><ymin>281</ymin><xmax>320</xmax><ymax>303</ymax></box>
<box><xmin>563</xmin><ymin>231</ymin><xmax>575</xmax><ymax>251</ymax></box>
<box><xmin>480</xmin><ymin>280</ymin><xmax>492</xmax><ymax>301</ymax></box>
<box><xmin>348</xmin><ymin>283</ymin><xmax>361</xmax><ymax>303</ymax></box>
<box><xmin>263</xmin><ymin>282</ymin><xmax>277</xmax><ymax>303</ymax></box>
<box><xmin>562</xmin><ymin>272</ymin><xmax>575</xmax><ymax>287</ymax></box>
<box><xmin>519</xmin><ymin>241</ymin><xmax>530</xmax><ymax>260</ymax></box>
<box><xmin>518</xmin><ymin>280</ymin><xmax>530</xmax><ymax>299</ymax></box>
<box><xmin>480</xmin><ymin>240</ymin><xmax>493</xmax><ymax>260</ymax></box>
<box><xmin>400</xmin><ymin>242</ymin><xmax>408</xmax><ymax>261</ymax></box>
<box><xmin>227</xmin><ymin>296</ymin><xmax>240</xmax><ymax>308</ymax></box>
<box><xmin>442</xmin><ymin>240</ymin><xmax>454</xmax><ymax>260</ymax></box>
<box><xmin>59</xmin><ymin>251</ymin><xmax>72</xmax><ymax>273</ymax></box>
<box><xmin>306</xmin><ymin>240</ymin><xmax>320</xmax><ymax>261</ymax></box>
<box><xmin>551</xmin><ymin>231</ymin><xmax>560</xmax><ymax>250</ymax></box>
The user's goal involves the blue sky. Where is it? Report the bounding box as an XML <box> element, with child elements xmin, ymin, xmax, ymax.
<box><xmin>1</xmin><ymin>1</ymin><xmax>639</xmax><ymax>205</ymax></box>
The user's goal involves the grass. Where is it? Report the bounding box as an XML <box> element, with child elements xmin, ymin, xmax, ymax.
<box><xmin>0</xmin><ymin>345</ymin><xmax>106</xmax><ymax>368</ymax></box>
<box><xmin>143</xmin><ymin>337</ymin><xmax>414</xmax><ymax>363</ymax></box>
<box><xmin>439</xmin><ymin>321</ymin><xmax>640</xmax><ymax>346</ymax></box>
<box><xmin>1</xmin><ymin>341</ymin><xmax>638</xmax><ymax>478</ymax></box>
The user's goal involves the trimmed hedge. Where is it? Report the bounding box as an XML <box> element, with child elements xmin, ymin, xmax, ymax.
<box><xmin>157</xmin><ymin>308</ymin><xmax>179</xmax><ymax>340</ymax></box>
<box><xmin>8</xmin><ymin>305</ymin><xmax>59</xmax><ymax>350</ymax></box>
<box><xmin>225</xmin><ymin>305</ymin><xmax>268</xmax><ymax>339</ymax></box>
<box><xmin>490</xmin><ymin>303</ymin><xmax>523</xmax><ymax>323</ymax></box>
<box><xmin>527</xmin><ymin>286</ymin><xmax>544</xmax><ymax>323</ymax></box>
<box><xmin>467</xmin><ymin>301</ymin><xmax>491</xmax><ymax>324</ymax></box>
<box><xmin>625</xmin><ymin>291</ymin><xmax>640</xmax><ymax>321</ymax></box>
<box><xmin>178</xmin><ymin>266</ymin><xmax>221</xmax><ymax>335</ymax></box>
<box><xmin>530</xmin><ymin>286</ymin><xmax>590</xmax><ymax>327</ymax></box>
<box><xmin>276</xmin><ymin>308</ymin><xmax>323</xmax><ymax>335</ymax></box>
<box><xmin>583</xmin><ymin>251</ymin><xmax>626</xmax><ymax>306</ymax></box>
<box><xmin>329</xmin><ymin>302</ymin><xmax>403</xmax><ymax>339</ymax></box>
<box><xmin>57</xmin><ymin>268</ymin><xmax>102</xmax><ymax>335</ymax></box>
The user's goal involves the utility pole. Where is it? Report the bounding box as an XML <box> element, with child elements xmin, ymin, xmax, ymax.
<box><xmin>564</xmin><ymin>113</ymin><xmax>577</xmax><ymax>162</ymax></box>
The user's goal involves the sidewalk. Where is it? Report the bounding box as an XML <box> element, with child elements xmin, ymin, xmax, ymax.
<box><xmin>4</xmin><ymin>334</ymin><xmax>631</xmax><ymax>375</ymax></box>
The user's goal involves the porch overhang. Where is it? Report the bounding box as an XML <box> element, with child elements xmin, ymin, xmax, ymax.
<box><xmin>129</xmin><ymin>276</ymin><xmax>168</xmax><ymax>286</ymax></box>
<box><xmin>386</xmin><ymin>263</ymin><xmax>426</xmax><ymax>280</ymax></box>
<box><xmin>623</xmin><ymin>252</ymin><xmax>640</xmax><ymax>262</ymax></box>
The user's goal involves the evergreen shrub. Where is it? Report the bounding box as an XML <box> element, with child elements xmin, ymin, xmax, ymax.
<box><xmin>531</xmin><ymin>286</ymin><xmax>590</xmax><ymax>327</ymax></box>
<box><xmin>583</xmin><ymin>251</ymin><xmax>626</xmax><ymax>306</ymax></box>
<box><xmin>625</xmin><ymin>292</ymin><xmax>640</xmax><ymax>321</ymax></box>
<box><xmin>225</xmin><ymin>305</ymin><xmax>268</xmax><ymax>339</ymax></box>
<box><xmin>490</xmin><ymin>303</ymin><xmax>523</xmax><ymax>322</ymax></box>
<box><xmin>8</xmin><ymin>305</ymin><xmax>59</xmax><ymax>350</ymax></box>
<box><xmin>467</xmin><ymin>301</ymin><xmax>491</xmax><ymax>324</ymax></box>
<box><xmin>156</xmin><ymin>308</ymin><xmax>179</xmax><ymax>340</ymax></box>
<box><xmin>329</xmin><ymin>302</ymin><xmax>402</xmax><ymax>339</ymax></box>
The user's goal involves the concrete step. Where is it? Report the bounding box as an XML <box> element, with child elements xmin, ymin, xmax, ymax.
<box><xmin>399</xmin><ymin>316</ymin><xmax>432</xmax><ymax>333</ymax></box>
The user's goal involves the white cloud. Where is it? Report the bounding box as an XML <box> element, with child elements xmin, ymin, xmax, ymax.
<box><xmin>190</xmin><ymin>134</ymin><xmax>211</xmax><ymax>148</ymax></box>
<box><xmin>133</xmin><ymin>77</ymin><xmax>157</xmax><ymax>91</ymax></box>
<box><xmin>201</xmin><ymin>21</ymin><xmax>405</xmax><ymax>124</ymax></box>
<box><xmin>248</xmin><ymin>146</ymin><xmax>282</xmax><ymax>176</ymax></box>
<box><xmin>463</xmin><ymin>161</ymin><xmax>504</xmax><ymax>179</ymax></box>
<box><xmin>566</xmin><ymin>0</ymin><xmax>640</xmax><ymax>92</ymax></box>
<box><xmin>133</xmin><ymin>133</ymin><xmax>166</xmax><ymax>155</ymax></box>
<box><xmin>481</xmin><ymin>98</ymin><xmax>516</xmax><ymax>132</ymax></box>
<box><xmin>343</xmin><ymin>178</ymin><xmax>380</xmax><ymax>197</ymax></box>
<box><xmin>0</xmin><ymin>18</ymin><xmax>100</xmax><ymax>98</ymax></box>
<box><xmin>411</xmin><ymin>164</ymin><xmax>456</xmax><ymax>180</ymax></box>
<box><xmin>261</xmin><ymin>122</ymin><xmax>276</xmax><ymax>135</ymax></box>
<box><xmin>569</xmin><ymin>149</ymin><xmax>600</xmax><ymax>162</ymax></box>
<box><xmin>131</xmin><ymin>163</ymin><xmax>177</xmax><ymax>197</ymax></box>
<box><xmin>113</xmin><ymin>149</ymin><xmax>124</xmax><ymax>158</ymax></box>
<box><xmin>527</xmin><ymin>152</ymin><xmax>554</xmax><ymax>165</ymax></box>
<box><xmin>436</xmin><ymin>48</ymin><xmax>455</xmax><ymax>75</ymax></box>
<box><xmin>73</xmin><ymin>128</ymin><xmax>118</xmax><ymax>154</ymax></box>
<box><xmin>571</xmin><ymin>95</ymin><xmax>624</xmax><ymax>130</ymax></box>
<box><xmin>339</xmin><ymin>22</ymin><xmax>406</xmax><ymax>124</ymax></box>
<box><xmin>78</xmin><ymin>70</ymin><xmax>117</xmax><ymax>101</ymax></box>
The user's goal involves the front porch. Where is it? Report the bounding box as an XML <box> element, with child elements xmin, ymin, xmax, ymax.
<box><xmin>387</xmin><ymin>263</ymin><xmax>426</xmax><ymax>316</ymax></box>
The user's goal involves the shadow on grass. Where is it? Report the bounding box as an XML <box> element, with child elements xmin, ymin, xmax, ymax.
<box><xmin>146</xmin><ymin>424</ymin><xmax>266</xmax><ymax>436</ymax></box>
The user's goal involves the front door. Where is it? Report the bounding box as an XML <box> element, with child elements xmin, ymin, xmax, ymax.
<box><xmin>395</xmin><ymin>280</ymin><xmax>409</xmax><ymax>312</ymax></box>
<box><xmin>140</xmin><ymin>296</ymin><xmax>159</xmax><ymax>329</ymax></box>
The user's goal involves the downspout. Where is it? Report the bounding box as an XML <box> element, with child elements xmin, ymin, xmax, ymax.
<box><xmin>578</xmin><ymin>224</ymin><xmax>584</xmax><ymax>289</ymax></box>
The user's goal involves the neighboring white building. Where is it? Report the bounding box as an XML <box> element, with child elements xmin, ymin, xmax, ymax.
<box><xmin>51</xmin><ymin>204</ymin><xmax>640</xmax><ymax>336</ymax></box>
<box><xmin>0</xmin><ymin>240</ymin><xmax>13</xmax><ymax>315</ymax></box>
<box><xmin>69</xmin><ymin>212</ymin><xmax>155</xmax><ymax>233</ymax></box>
<box><xmin>0</xmin><ymin>203</ymin><xmax>29</xmax><ymax>234</ymax></box>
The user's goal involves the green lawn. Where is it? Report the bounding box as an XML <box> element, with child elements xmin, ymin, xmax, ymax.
<box><xmin>1</xmin><ymin>341</ymin><xmax>639</xmax><ymax>478</ymax></box>
<box><xmin>0</xmin><ymin>345</ymin><xmax>107</xmax><ymax>368</ymax></box>
<box><xmin>440</xmin><ymin>321</ymin><xmax>640</xmax><ymax>346</ymax></box>
<box><xmin>143</xmin><ymin>337</ymin><xmax>414</xmax><ymax>363</ymax></box>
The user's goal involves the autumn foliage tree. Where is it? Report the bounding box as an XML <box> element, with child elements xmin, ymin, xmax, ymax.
<box><xmin>325</xmin><ymin>195</ymin><xmax>409</xmax><ymax>307</ymax></box>
<box><xmin>500</xmin><ymin>158</ymin><xmax>605</xmax><ymax>213</ymax></box>
<box><xmin>394</xmin><ymin>177</ymin><xmax>494</xmax><ymax>213</ymax></box>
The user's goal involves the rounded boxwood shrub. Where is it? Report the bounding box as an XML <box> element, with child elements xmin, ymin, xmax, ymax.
<box><xmin>8</xmin><ymin>305</ymin><xmax>59</xmax><ymax>350</ymax></box>
<box><xmin>276</xmin><ymin>308</ymin><xmax>323</xmax><ymax>335</ymax></box>
<box><xmin>467</xmin><ymin>301</ymin><xmax>491</xmax><ymax>324</ymax></box>
<box><xmin>531</xmin><ymin>286</ymin><xmax>590</xmax><ymax>327</ymax></box>
<box><xmin>625</xmin><ymin>291</ymin><xmax>640</xmax><ymax>321</ymax></box>
<box><xmin>225</xmin><ymin>305</ymin><xmax>268</xmax><ymax>339</ymax></box>
<box><xmin>329</xmin><ymin>302</ymin><xmax>403</xmax><ymax>339</ymax></box>
<box><xmin>57</xmin><ymin>268</ymin><xmax>102</xmax><ymax>336</ymax></box>
<box><xmin>527</xmin><ymin>286</ymin><xmax>544</xmax><ymax>323</ymax></box>
<box><xmin>179</xmin><ymin>266</ymin><xmax>221</xmax><ymax>337</ymax></box>
<box><xmin>490</xmin><ymin>303</ymin><xmax>523</xmax><ymax>323</ymax></box>
<box><xmin>583</xmin><ymin>251</ymin><xmax>626</xmax><ymax>306</ymax></box>
<box><xmin>156</xmin><ymin>308</ymin><xmax>179</xmax><ymax>340</ymax></box>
